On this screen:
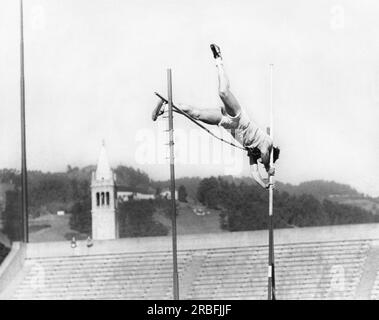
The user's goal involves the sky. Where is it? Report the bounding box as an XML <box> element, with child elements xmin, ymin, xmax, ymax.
<box><xmin>0</xmin><ymin>0</ymin><xmax>379</xmax><ymax>196</ymax></box>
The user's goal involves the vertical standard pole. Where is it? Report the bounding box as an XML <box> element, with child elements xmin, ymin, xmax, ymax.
<box><xmin>20</xmin><ymin>0</ymin><xmax>29</xmax><ymax>243</ymax></box>
<box><xmin>167</xmin><ymin>69</ymin><xmax>179</xmax><ymax>300</ymax></box>
<box><xmin>268</xmin><ymin>64</ymin><xmax>275</xmax><ymax>300</ymax></box>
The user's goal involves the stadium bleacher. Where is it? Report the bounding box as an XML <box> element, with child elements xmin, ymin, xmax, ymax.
<box><xmin>1</xmin><ymin>223</ymin><xmax>379</xmax><ymax>300</ymax></box>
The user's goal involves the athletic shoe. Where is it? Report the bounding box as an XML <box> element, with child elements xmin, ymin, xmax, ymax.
<box><xmin>152</xmin><ymin>98</ymin><xmax>166</xmax><ymax>121</ymax></box>
<box><xmin>210</xmin><ymin>44</ymin><xmax>222</xmax><ymax>59</ymax></box>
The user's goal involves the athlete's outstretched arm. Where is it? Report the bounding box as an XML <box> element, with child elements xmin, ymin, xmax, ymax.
<box><xmin>250</xmin><ymin>164</ymin><xmax>269</xmax><ymax>189</ymax></box>
<box><xmin>249</xmin><ymin>157</ymin><xmax>270</xmax><ymax>189</ymax></box>
<box><xmin>175</xmin><ymin>103</ymin><xmax>222</xmax><ymax>126</ymax></box>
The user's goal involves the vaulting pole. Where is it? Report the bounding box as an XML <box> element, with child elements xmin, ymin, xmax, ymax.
<box><xmin>267</xmin><ymin>64</ymin><xmax>275</xmax><ymax>300</ymax></box>
<box><xmin>20</xmin><ymin>0</ymin><xmax>29</xmax><ymax>243</ymax></box>
<box><xmin>167</xmin><ymin>69</ymin><xmax>179</xmax><ymax>300</ymax></box>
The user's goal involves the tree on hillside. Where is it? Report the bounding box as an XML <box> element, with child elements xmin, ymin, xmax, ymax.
<box><xmin>151</xmin><ymin>177</ymin><xmax>202</xmax><ymax>200</ymax></box>
<box><xmin>178</xmin><ymin>185</ymin><xmax>188</xmax><ymax>202</ymax></box>
<box><xmin>66</xmin><ymin>165</ymin><xmax>94</xmax><ymax>181</ymax></box>
<box><xmin>69</xmin><ymin>186</ymin><xmax>91</xmax><ymax>235</ymax></box>
<box><xmin>0</xmin><ymin>169</ymin><xmax>21</xmax><ymax>186</ymax></box>
<box><xmin>322</xmin><ymin>199</ymin><xmax>379</xmax><ymax>225</ymax></box>
<box><xmin>28</xmin><ymin>172</ymin><xmax>73</xmax><ymax>205</ymax></box>
<box><xmin>114</xmin><ymin>166</ymin><xmax>151</xmax><ymax>191</ymax></box>
<box><xmin>196</xmin><ymin>176</ymin><xmax>379</xmax><ymax>232</ymax></box>
<box><xmin>118</xmin><ymin>200</ymin><xmax>168</xmax><ymax>237</ymax></box>
<box><xmin>155</xmin><ymin>186</ymin><xmax>162</xmax><ymax>199</ymax></box>
<box><xmin>3</xmin><ymin>190</ymin><xmax>22</xmax><ymax>241</ymax></box>
<box><xmin>277</xmin><ymin>180</ymin><xmax>361</xmax><ymax>199</ymax></box>
<box><xmin>197</xmin><ymin>177</ymin><xmax>222</xmax><ymax>209</ymax></box>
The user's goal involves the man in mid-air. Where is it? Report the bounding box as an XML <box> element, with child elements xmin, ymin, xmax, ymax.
<box><xmin>153</xmin><ymin>44</ymin><xmax>279</xmax><ymax>189</ymax></box>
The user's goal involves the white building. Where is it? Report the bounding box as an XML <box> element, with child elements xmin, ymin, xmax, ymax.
<box><xmin>91</xmin><ymin>143</ymin><xmax>118</xmax><ymax>240</ymax></box>
<box><xmin>117</xmin><ymin>191</ymin><xmax>155</xmax><ymax>202</ymax></box>
<box><xmin>160</xmin><ymin>189</ymin><xmax>178</xmax><ymax>200</ymax></box>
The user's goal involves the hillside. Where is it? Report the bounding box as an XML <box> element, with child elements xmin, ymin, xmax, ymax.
<box><xmin>157</xmin><ymin>176</ymin><xmax>377</xmax><ymax>215</ymax></box>
<box><xmin>1</xmin><ymin>167</ymin><xmax>372</xmax><ymax>210</ymax></box>
<box><xmin>276</xmin><ymin>180</ymin><xmax>362</xmax><ymax>199</ymax></box>
<box><xmin>1</xmin><ymin>166</ymin><xmax>378</xmax><ymax>242</ymax></box>
<box><xmin>154</xmin><ymin>199</ymin><xmax>225</xmax><ymax>235</ymax></box>
<box><xmin>195</xmin><ymin>177</ymin><xmax>379</xmax><ymax>232</ymax></box>
<box><xmin>327</xmin><ymin>195</ymin><xmax>379</xmax><ymax>215</ymax></box>
<box><xmin>29</xmin><ymin>213</ymin><xmax>88</xmax><ymax>242</ymax></box>
<box><xmin>156</xmin><ymin>176</ymin><xmax>364</xmax><ymax>199</ymax></box>
<box><xmin>276</xmin><ymin>180</ymin><xmax>379</xmax><ymax>214</ymax></box>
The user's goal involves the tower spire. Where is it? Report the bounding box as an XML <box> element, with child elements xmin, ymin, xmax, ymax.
<box><xmin>96</xmin><ymin>142</ymin><xmax>112</xmax><ymax>181</ymax></box>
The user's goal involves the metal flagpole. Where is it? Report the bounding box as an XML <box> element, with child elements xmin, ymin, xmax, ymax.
<box><xmin>267</xmin><ymin>63</ymin><xmax>276</xmax><ymax>300</ymax></box>
<box><xmin>167</xmin><ymin>69</ymin><xmax>179</xmax><ymax>300</ymax></box>
<box><xmin>20</xmin><ymin>0</ymin><xmax>29</xmax><ymax>243</ymax></box>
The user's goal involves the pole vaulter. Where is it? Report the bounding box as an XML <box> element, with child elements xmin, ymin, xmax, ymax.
<box><xmin>153</xmin><ymin>44</ymin><xmax>279</xmax><ymax>190</ymax></box>
<box><xmin>152</xmin><ymin>44</ymin><xmax>280</xmax><ymax>299</ymax></box>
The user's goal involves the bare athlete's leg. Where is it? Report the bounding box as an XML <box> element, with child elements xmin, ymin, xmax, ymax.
<box><xmin>217</xmin><ymin>63</ymin><xmax>241</xmax><ymax>117</ymax></box>
<box><xmin>211</xmin><ymin>44</ymin><xmax>242</xmax><ymax>117</ymax></box>
<box><xmin>151</xmin><ymin>100</ymin><xmax>222</xmax><ymax>126</ymax></box>
<box><xmin>176</xmin><ymin>104</ymin><xmax>222</xmax><ymax>125</ymax></box>
<box><xmin>152</xmin><ymin>100</ymin><xmax>222</xmax><ymax>125</ymax></box>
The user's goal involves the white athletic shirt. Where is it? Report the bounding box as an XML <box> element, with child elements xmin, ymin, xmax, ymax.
<box><xmin>218</xmin><ymin>106</ymin><xmax>271</xmax><ymax>151</ymax></box>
